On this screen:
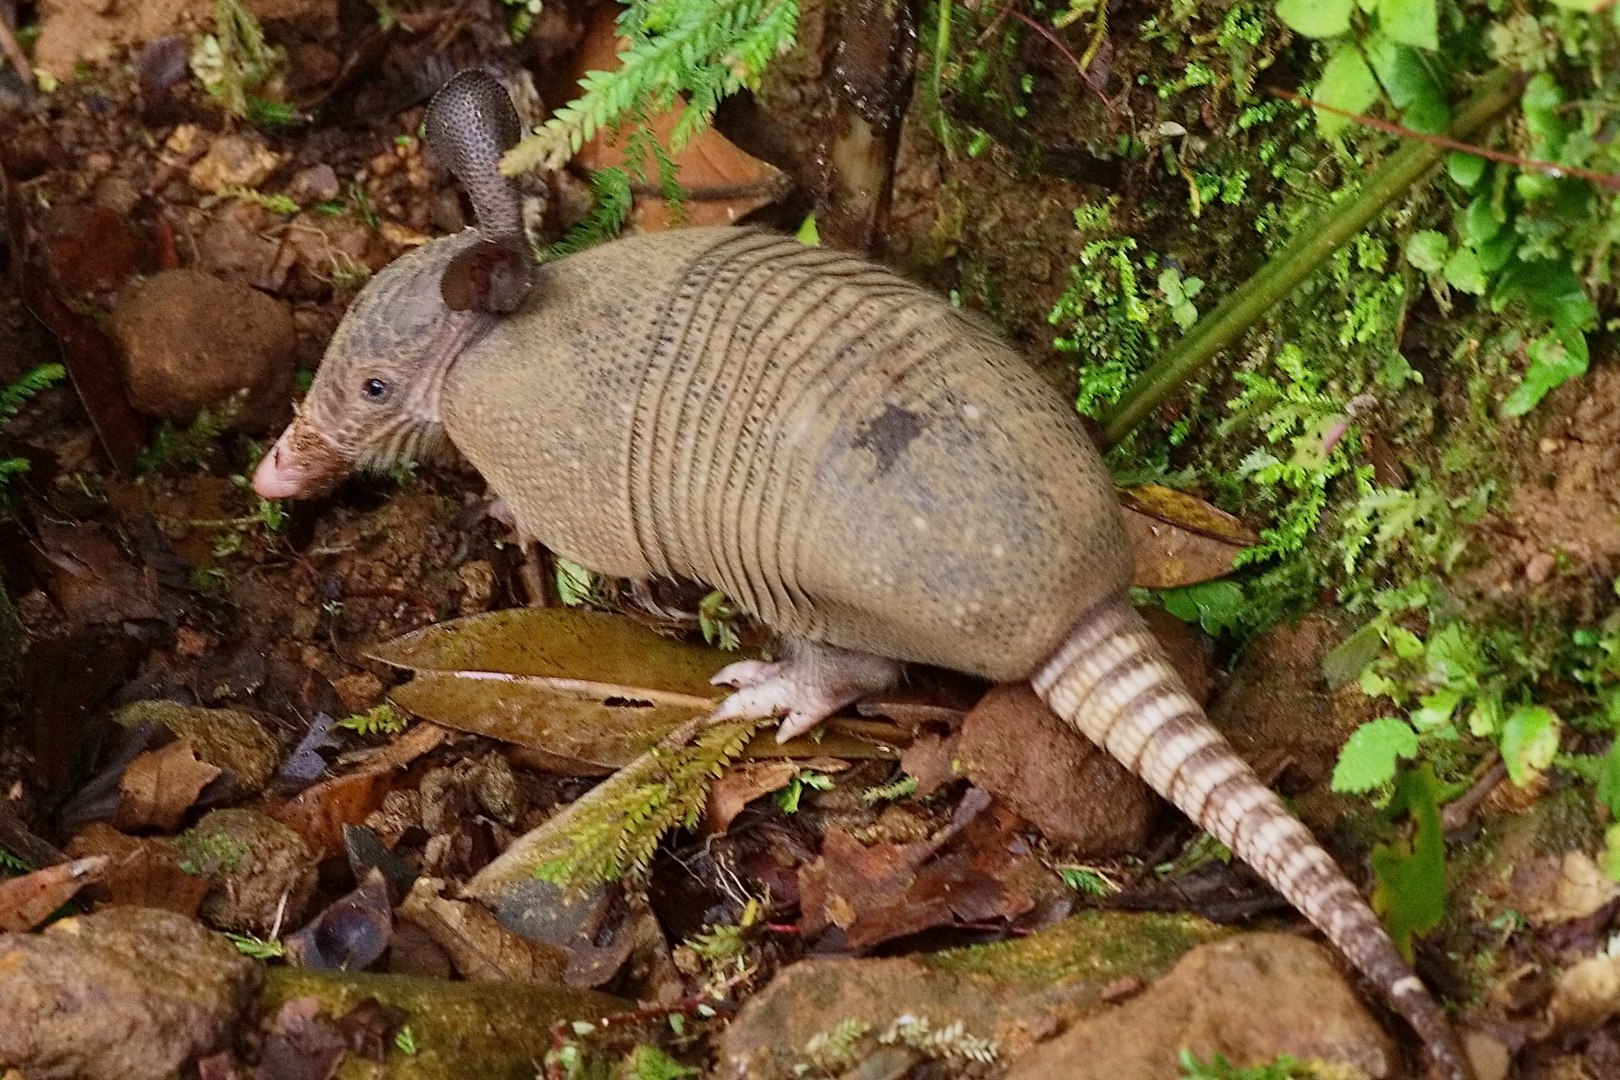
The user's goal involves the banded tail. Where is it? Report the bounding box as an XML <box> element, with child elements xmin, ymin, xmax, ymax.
<box><xmin>1033</xmin><ymin>597</ymin><xmax>1473</xmax><ymax>1080</ymax></box>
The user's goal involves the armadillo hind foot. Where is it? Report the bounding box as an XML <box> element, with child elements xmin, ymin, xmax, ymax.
<box><xmin>710</xmin><ymin>638</ymin><xmax>901</xmax><ymax>741</ymax></box>
<box><xmin>1034</xmin><ymin>596</ymin><xmax>1475</xmax><ymax>1080</ymax></box>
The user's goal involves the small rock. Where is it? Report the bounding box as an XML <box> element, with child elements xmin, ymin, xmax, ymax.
<box><xmin>331</xmin><ymin>671</ymin><xmax>385</xmax><ymax>713</ymax></box>
<box><xmin>113</xmin><ymin>700</ymin><xmax>281</xmax><ymax>801</ymax></box>
<box><xmin>188</xmin><ymin>134</ymin><xmax>283</xmax><ymax>195</ymax></box>
<box><xmin>957</xmin><ymin>683</ymin><xmax>1156</xmax><ymax>854</ymax></box>
<box><xmin>179</xmin><ymin>809</ymin><xmax>319</xmax><ymax>935</ymax></box>
<box><xmin>1525</xmin><ymin>551</ymin><xmax>1557</xmax><ymax>584</ymax></box>
<box><xmin>1516</xmin><ymin>851</ymin><xmax>1620</xmax><ymax>928</ymax></box>
<box><xmin>109</xmin><ymin>268</ymin><xmax>296</xmax><ymax>431</ymax></box>
<box><xmin>1462</xmin><ymin>1029</ymin><xmax>1512</xmax><ymax>1080</ymax></box>
<box><xmin>0</xmin><ymin>906</ymin><xmax>259</xmax><ymax>1080</ymax></box>
<box><xmin>1004</xmin><ymin>935</ymin><xmax>1396</xmax><ymax>1080</ymax></box>
<box><xmin>1550</xmin><ymin>952</ymin><xmax>1620</xmax><ymax>1030</ymax></box>
<box><xmin>723</xmin><ymin>912</ymin><xmax>1226</xmax><ymax>1079</ymax></box>
<box><xmin>285</xmin><ymin>164</ymin><xmax>340</xmax><ymax>206</ymax></box>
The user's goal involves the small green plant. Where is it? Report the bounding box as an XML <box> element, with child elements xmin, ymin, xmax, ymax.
<box><xmin>861</xmin><ymin>773</ymin><xmax>918</xmax><ymax>805</ymax></box>
<box><xmin>1179</xmin><ymin>1050</ymin><xmax>1311</xmax><ymax>1080</ymax></box>
<box><xmin>800</xmin><ymin>1019</ymin><xmax>873</xmax><ymax>1075</ymax></box>
<box><xmin>0</xmin><ymin>847</ymin><xmax>31</xmax><ymax>875</ymax></box>
<box><xmin>189</xmin><ymin>0</ymin><xmax>287</xmax><ymax>122</ymax></box>
<box><xmin>394</xmin><ymin>1025</ymin><xmax>419</xmax><ymax>1055</ymax></box>
<box><xmin>624</xmin><ymin>1046</ymin><xmax>697</xmax><ymax>1080</ymax></box>
<box><xmin>1370</xmin><ymin>762</ymin><xmax>1446</xmax><ymax>961</ymax></box>
<box><xmin>1057</xmin><ymin>864</ymin><xmax>1119</xmax><ymax>896</ymax></box>
<box><xmin>0</xmin><ymin>363</ymin><xmax>65</xmax><ymax>501</ymax></box>
<box><xmin>544</xmin><ymin>167</ymin><xmax>634</xmax><ymax>260</ymax></box>
<box><xmin>225</xmin><ymin>932</ymin><xmax>285</xmax><ymax>959</ymax></box>
<box><xmin>224</xmin><ymin>186</ymin><xmax>299</xmax><ymax>215</ymax></box>
<box><xmin>335</xmin><ymin>703</ymin><xmax>408</xmax><ymax>737</ymax></box>
<box><xmin>774</xmin><ymin>768</ymin><xmax>835</xmax><ymax>812</ymax></box>
<box><xmin>137</xmin><ymin>393</ymin><xmax>243</xmax><ymax>473</ymax></box>
<box><xmin>698</xmin><ymin>589</ymin><xmax>742</xmax><ymax>651</ymax></box>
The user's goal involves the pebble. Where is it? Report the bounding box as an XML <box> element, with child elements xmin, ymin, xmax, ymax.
<box><xmin>188</xmin><ymin>134</ymin><xmax>283</xmax><ymax>195</ymax></box>
<box><xmin>286</xmin><ymin>163</ymin><xmax>340</xmax><ymax>205</ymax></box>
<box><xmin>0</xmin><ymin>906</ymin><xmax>259</xmax><ymax>1080</ymax></box>
<box><xmin>109</xmin><ymin>268</ymin><xmax>296</xmax><ymax>431</ymax></box>
<box><xmin>179</xmin><ymin>809</ymin><xmax>320</xmax><ymax>936</ymax></box>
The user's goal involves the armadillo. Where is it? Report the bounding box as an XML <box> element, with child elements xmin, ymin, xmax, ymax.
<box><xmin>255</xmin><ymin>71</ymin><xmax>1472</xmax><ymax>1079</ymax></box>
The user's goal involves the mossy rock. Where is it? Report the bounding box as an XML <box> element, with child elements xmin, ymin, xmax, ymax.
<box><xmin>261</xmin><ymin>968</ymin><xmax>630</xmax><ymax>1080</ymax></box>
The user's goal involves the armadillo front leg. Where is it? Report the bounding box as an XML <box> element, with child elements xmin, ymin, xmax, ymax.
<box><xmin>711</xmin><ymin>638</ymin><xmax>902</xmax><ymax>741</ymax></box>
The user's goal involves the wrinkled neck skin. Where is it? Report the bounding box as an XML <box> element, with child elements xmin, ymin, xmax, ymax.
<box><xmin>254</xmin><ymin>233</ymin><xmax>500</xmax><ymax>499</ymax></box>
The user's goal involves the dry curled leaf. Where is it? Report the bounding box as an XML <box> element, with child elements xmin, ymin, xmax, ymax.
<box><xmin>111</xmin><ymin>739</ymin><xmax>221</xmax><ymax>831</ymax></box>
<box><xmin>1118</xmin><ymin>484</ymin><xmax>1258</xmax><ymax>589</ymax></box>
<box><xmin>398</xmin><ymin>877</ymin><xmax>568</xmax><ymax>984</ymax></box>
<box><xmin>64</xmin><ymin>822</ymin><xmax>210</xmax><ymax>916</ymax></box>
<box><xmin>0</xmin><ymin>856</ymin><xmax>107</xmax><ymax>931</ymax></box>
<box><xmin>367</xmin><ymin>608</ymin><xmax>739</xmax><ymax>767</ymax></box>
<box><xmin>570</xmin><ymin>4</ymin><xmax>786</xmax><ymax>231</ymax></box>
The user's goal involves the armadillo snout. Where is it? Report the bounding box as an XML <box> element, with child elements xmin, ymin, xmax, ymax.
<box><xmin>253</xmin><ymin>417</ymin><xmax>346</xmax><ymax>499</ymax></box>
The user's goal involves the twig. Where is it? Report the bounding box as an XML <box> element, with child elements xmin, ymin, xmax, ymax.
<box><xmin>1269</xmin><ymin>86</ymin><xmax>1620</xmax><ymax>192</ymax></box>
<box><xmin>0</xmin><ymin>10</ymin><xmax>34</xmax><ymax>92</ymax></box>
<box><xmin>1000</xmin><ymin>8</ymin><xmax>1111</xmax><ymax>110</ymax></box>
<box><xmin>1440</xmin><ymin>755</ymin><xmax>1507</xmax><ymax>833</ymax></box>
<box><xmin>1100</xmin><ymin>67</ymin><xmax>1521</xmax><ymax>446</ymax></box>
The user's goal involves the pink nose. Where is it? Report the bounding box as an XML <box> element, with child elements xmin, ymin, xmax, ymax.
<box><xmin>252</xmin><ymin>442</ymin><xmax>306</xmax><ymax>499</ymax></box>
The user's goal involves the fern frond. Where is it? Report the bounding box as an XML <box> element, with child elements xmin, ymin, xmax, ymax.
<box><xmin>502</xmin><ymin>0</ymin><xmax>798</xmax><ymax>176</ymax></box>
<box><xmin>544</xmin><ymin>167</ymin><xmax>635</xmax><ymax>259</ymax></box>
<box><xmin>527</xmin><ymin>717</ymin><xmax>765</xmax><ymax>889</ymax></box>
<box><xmin>0</xmin><ymin>364</ymin><xmax>66</xmax><ymax>420</ymax></box>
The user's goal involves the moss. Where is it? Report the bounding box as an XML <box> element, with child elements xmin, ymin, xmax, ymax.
<box><xmin>261</xmin><ymin>968</ymin><xmax>630</xmax><ymax>1080</ymax></box>
<box><xmin>923</xmin><ymin>909</ymin><xmax>1229</xmax><ymax>989</ymax></box>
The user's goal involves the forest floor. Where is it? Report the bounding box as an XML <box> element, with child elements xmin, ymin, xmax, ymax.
<box><xmin>2</xmin><ymin>1</ymin><xmax>1619</xmax><ymax>1079</ymax></box>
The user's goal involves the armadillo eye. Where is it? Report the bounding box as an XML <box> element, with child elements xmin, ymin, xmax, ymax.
<box><xmin>363</xmin><ymin>378</ymin><xmax>389</xmax><ymax>401</ymax></box>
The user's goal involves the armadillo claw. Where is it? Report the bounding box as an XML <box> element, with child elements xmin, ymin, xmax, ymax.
<box><xmin>710</xmin><ymin>659</ymin><xmax>780</xmax><ymax>690</ymax></box>
<box><xmin>708</xmin><ymin>642</ymin><xmax>902</xmax><ymax>742</ymax></box>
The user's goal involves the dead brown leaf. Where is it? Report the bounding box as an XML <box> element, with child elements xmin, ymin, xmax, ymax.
<box><xmin>797</xmin><ymin>790</ymin><xmax>1036</xmax><ymax>949</ymax></box>
<box><xmin>398</xmin><ymin>877</ymin><xmax>568</xmax><ymax>984</ymax></box>
<box><xmin>705</xmin><ymin>760</ymin><xmax>802</xmax><ymax>833</ymax></box>
<box><xmin>64</xmin><ymin>822</ymin><xmax>210</xmax><ymax>915</ymax></box>
<box><xmin>110</xmin><ymin>739</ymin><xmax>221</xmax><ymax>831</ymax></box>
<box><xmin>32</xmin><ymin>520</ymin><xmax>161</xmax><ymax>624</ymax></box>
<box><xmin>270</xmin><ymin>770</ymin><xmax>392</xmax><ymax>861</ymax></box>
<box><xmin>1118</xmin><ymin>483</ymin><xmax>1258</xmax><ymax>589</ymax></box>
<box><xmin>0</xmin><ymin>856</ymin><xmax>107</xmax><ymax>931</ymax></box>
<box><xmin>570</xmin><ymin>4</ymin><xmax>786</xmax><ymax>230</ymax></box>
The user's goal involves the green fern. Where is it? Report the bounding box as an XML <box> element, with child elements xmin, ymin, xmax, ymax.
<box><xmin>1</xmin><ymin>364</ymin><xmax>65</xmax><ymax>419</ymax></box>
<box><xmin>532</xmin><ymin>717</ymin><xmax>764</xmax><ymax>888</ymax></box>
<box><xmin>504</xmin><ymin>0</ymin><xmax>798</xmax><ymax>175</ymax></box>
<box><xmin>544</xmin><ymin>167</ymin><xmax>635</xmax><ymax>260</ymax></box>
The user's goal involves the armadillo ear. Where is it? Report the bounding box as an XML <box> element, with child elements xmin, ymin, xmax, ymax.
<box><xmin>441</xmin><ymin>237</ymin><xmax>532</xmax><ymax>314</ymax></box>
<box><xmin>426</xmin><ymin>70</ymin><xmax>535</xmax><ymax>314</ymax></box>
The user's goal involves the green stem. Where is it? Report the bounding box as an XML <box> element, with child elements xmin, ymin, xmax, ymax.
<box><xmin>933</xmin><ymin>0</ymin><xmax>955</xmax><ymax>157</ymax></box>
<box><xmin>1101</xmin><ymin>66</ymin><xmax>1520</xmax><ymax>447</ymax></box>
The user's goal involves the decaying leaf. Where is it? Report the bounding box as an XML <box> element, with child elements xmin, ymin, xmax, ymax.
<box><xmin>1117</xmin><ymin>484</ymin><xmax>1258</xmax><ymax>589</ymax></box>
<box><xmin>797</xmin><ymin>789</ymin><xmax>1037</xmax><ymax>949</ymax></box>
<box><xmin>367</xmin><ymin>608</ymin><xmax>741</xmax><ymax>767</ymax></box>
<box><xmin>0</xmin><ymin>856</ymin><xmax>106</xmax><ymax>931</ymax></box>
<box><xmin>111</xmin><ymin>739</ymin><xmax>222</xmax><ymax>831</ymax></box>
<box><xmin>705</xmin><ymin>760</ymin><xmax>804</xmax><ymax>833</ymax></box>
<box><xmin>64</xmin><ymin>822</ymin><xmax>211</xmax><ymax>916</ymax></box>
<box><xmin>398</xmin><ymin>877</ymin><xmax>568</xmax><ymax>984</ymax></box>
<box><xmin>270</xmin><ymin>770</ymin><xmax>393</xmax><ymax>861</ymax></box>
<box><xmin>570</xmin><ymin>4</ymin><xmax>787</xmax><ymax>231</ymax></box>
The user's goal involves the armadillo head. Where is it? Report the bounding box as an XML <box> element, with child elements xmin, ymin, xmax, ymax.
<box><xmin>255</xmin><ymin>69</ymin><xmax>532</xmax><ymax>500</ymax></box>
<box><xmin>252</xmin><ymin>234</ymin><xmax>496</xmax><ymax>498</ymax></box>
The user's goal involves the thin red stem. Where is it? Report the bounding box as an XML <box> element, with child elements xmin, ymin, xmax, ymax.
<box><xmin>1269</xmin><ymin>86</ymin><xmax>1620</xmax><ymax>191</ymax></box>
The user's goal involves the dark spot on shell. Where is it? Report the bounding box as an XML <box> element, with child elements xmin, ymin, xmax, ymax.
<box><xmin>603</xmin><ymin>697</ymin><xmax>655</xmax><ymax>708</ymax></box>
<box><xmin>854</xmin><ymin>403</ymin><xmax>926</xmax><ymax>474</ymax></box>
